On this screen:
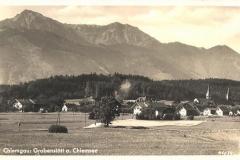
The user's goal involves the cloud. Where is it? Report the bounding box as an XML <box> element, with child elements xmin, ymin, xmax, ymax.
<box><xmin>128</xmin><ymin>6</ymin><xmax>240</xmax><ymax>50</ymax></box>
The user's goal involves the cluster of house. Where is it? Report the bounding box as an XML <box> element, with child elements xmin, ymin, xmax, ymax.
<box><xmin>131</xmin><ymin>86</ymin><xmax>240</xmax><ymax>119</ymax></box>
<box><xmin>11</xmin><ymin>96</ymin><xmax>96</xmax><ymax>112</ymax></box>
<box><xmin>10</xmin><ymin>85</ymin><xmax>240</xmax><ymax>119</ymax></box>
<box><xmin>61</xmin><ymin>96</ymin><xmax>95</xmax><ymax>112</ymax></box>
<box><xmin>12</xmin><ymin>99</ymin><xmax>44</xmax><ymax>112</ymax></box>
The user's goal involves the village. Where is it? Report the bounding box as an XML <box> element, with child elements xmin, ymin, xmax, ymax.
<box><xmin>9</xmin><ymin>84</ymin><xmax>240</xmax><ymax>122</ymax></box>
<box><xmin>1</xmin><ymin>83</ymin><xmax>240</xmax><ymax>155</ymax></box>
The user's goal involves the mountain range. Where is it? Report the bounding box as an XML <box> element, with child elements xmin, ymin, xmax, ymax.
<box><xmin>0</xmin><ymin>9</ymin><xmax>240</xmax><ymax>84</ymax></box>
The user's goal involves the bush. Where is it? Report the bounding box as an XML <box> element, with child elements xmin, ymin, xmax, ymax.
<box><xmin>88</xmin><ymin>112</ymin><xmax>96</xmax><ymax>119</ymax></box>
<box><xmin>48</xmin><ymin>125</ymin><xmax>68</xmax><ymax>133</ymax></box>
<box><xmin>131</xmin><ymin>126</ymin><xmax>148</xmax><ymax>129</ymax></box>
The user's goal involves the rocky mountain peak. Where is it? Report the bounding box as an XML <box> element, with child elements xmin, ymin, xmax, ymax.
<box><xmin>0</xmin><ymin>9</ymin><xmax>63</xmax><ymax>32</ymax></box>
<box><xmin>15</xmin><ymin>9</ymin><xmax>44</xmax><ymax>19</ymax></box>
<box><xmin>208</xmin><ymin>45</ymin><xmax>238</xmax><ymax>55</ymax></box>
<box><xmin>0</xmin><ymin>10</ymin><xmax>240</xmax><ymax>84</ymax></box>
<box><xmin>106</xmin><ymin>22</ymin><xmax>134</xmax><ymax>29</ymax></box>
<box><xmin>11</xmin><ymin>10</ymin><xmax>47</xmax><ymax>27</ymax></box>
<box><xmin>72</xmin><ymin>21</ymin><xmax>160</xmax><ymax>47</ymax></box>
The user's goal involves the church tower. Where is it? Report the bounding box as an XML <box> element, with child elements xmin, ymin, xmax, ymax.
<box><xmin>206</xmin><ymin>85</ymin><xmax>210</xmax><ymax>99</ymax></box>
<box><xmin>226</xmin><ymin>88</ymin><xmax>230</xmax><ymax>101</ymax></box>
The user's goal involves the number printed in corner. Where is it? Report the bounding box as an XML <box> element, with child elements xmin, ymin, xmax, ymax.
<box><xmin>218</xmin><ymin>151</ymin><xmax>233</xmax><ymax>155</ymax></box>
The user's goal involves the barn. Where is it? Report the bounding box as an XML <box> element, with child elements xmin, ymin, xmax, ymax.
<box><xmin>218</xmin><ymin>105</ymin><xmax>232</xmax><ymax>115</ymax></box>
<box><xmin>13</xmin><ymin>99</ymin><xmax>36</xmax><ymax>112</ymax></box>
<box><xmin>132</xmin><ymin>101</ymin><xmax>149</xmax><ymax>116</ymax></box>
<box><xmin>176</xmin><ymin>102</ymin><xmax>200</xmax><ymax>117</ymax></box>
<box><xmin>194</xmin><ymin>98</ymin><xmax>216</xmax><ymax>108</ymax></box>
<box><xmin>132</xmin><ymin>101</ymin><xmax>174</xmax><ymax>120</ymax></box>
<box><xmin>64</xmin><ymin>96</ymin><xmax>96</xmax><ymax>112</ymax></box>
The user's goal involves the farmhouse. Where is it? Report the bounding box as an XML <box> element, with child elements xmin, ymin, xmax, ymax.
<box><xmin>151</xmin><ymin>102</ymin><xmax>171</xmax><ymax>119</ymax></box>
<box><xmin>194</xmin><ymin>97</ymin><xmax>217</xmax><ymax>115</ymax></box>
<box><xmin>176</xmin><ymin>102</ymin><xmax>200</xmax><ymax>117</ymax></box>
<box><xmin>13</xmin><ymin>99</ymin><xmax>36</xmax><ymax>112</ymax></box>
<box><xmin>214</xmin><ymin>107</ymin><xmax>223</xmax><ymax>116</ymax></box>
<box><xmin>132</xmin><ymin>101</ymin><xmax>173</xmax><ymax>120</ymax></box>
<box><xmin>194</xmin><ymin>98</ymin><xmax>216</xmax><ymax>107</ymax></box>
<box><xmin>199</xmin><ymin>107</ymin><xmax>223</xmax><ymax>116</ymax></box>
<box><xmin>132</xmin><ymin>101</ymin><xmax>149</xmax><ymax>116</ymax></box>
<box><xmin>232</xmin><ymin>105</ymin><xmax>240</xmax><ymax>115</ymax></box>
<box><xmin>64</xmin><ymin>96</ymin><xmax>95</xmax><ymax>106</ymax></box>
<box><xmin>218</xmin><ymin>105</ymin><xmax>232</xmax><ymax>115</ymax></box>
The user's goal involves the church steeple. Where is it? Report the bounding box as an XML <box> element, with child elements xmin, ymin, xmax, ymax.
<box><xmin>206</xmin><ymin>85</ymin><xmax>210</xmax><ymax>99</ymax></box>
<box><xmin>226</xmin><ymin>87</ymin><xmax>230</xmax><ymax>101</ymax></box>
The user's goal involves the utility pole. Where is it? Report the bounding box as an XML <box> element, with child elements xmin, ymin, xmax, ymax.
<box><xmin>56</xmin><ymin>112</ymin><xmax>61</xmax><ymax>125</ymax></box>
<box><xmin>84</xmin><ymin>112</ymin><xmax>87</xmax><ymax>127</ymax></box>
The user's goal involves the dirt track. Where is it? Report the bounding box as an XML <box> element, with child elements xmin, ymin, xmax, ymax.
<box><xmin>111</xmin><ymin>119</ymin><xmax>205</xmax><ymax>127</ymax></box>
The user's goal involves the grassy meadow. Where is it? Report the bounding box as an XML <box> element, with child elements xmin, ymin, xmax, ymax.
<box><xmin>0</xmin><ymin>112</ymin><xmax>239</xmax><ymax>155</ymax></box>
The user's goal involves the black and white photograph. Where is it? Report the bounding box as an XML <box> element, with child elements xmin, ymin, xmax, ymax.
<box><xmin>0</xmin><ymin>1</ymin><xmax>240</xmax><ymax>158</ymax></box>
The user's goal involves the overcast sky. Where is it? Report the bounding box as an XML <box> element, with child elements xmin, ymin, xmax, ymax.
<box><xmin>1</xmin><ymin>6</ymin><xmax>240</xmax><ymax>53</ymax></box>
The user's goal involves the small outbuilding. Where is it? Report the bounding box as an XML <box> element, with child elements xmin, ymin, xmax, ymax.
<box><xmin>62</xmin><ymin>104</ymin><xmax>68</xmax><ymax>112</ymax></box>
<box><xmin>201</xmin><ymin>107</ymin><xmax>223</xmax><ymax>116</ymax></box>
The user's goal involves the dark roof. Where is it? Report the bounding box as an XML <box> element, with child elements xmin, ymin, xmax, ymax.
<box><xmin>157</xmin><ymin>100</ymin><xmax>175</xmax><ymax>106</ymax></box>
<box><xmin>136</xmin><ymin>97</ymin><xmax>146</xmax><ymax>102</ymax></box>
<box><xmin>176</xmin><ymin>102</ymin><xmax>201</xmax><ymax>114</ymax></box>
<box><xmin>194</xmin><ymin>98</ymin><xmax>216</xmax><ymax>112</ymax></box>
<box><xmin>15</xmin><ymin>99</ymin><xmax>35</xmax><ymax>105</ymax></box>
<box><xmin>64</xmin><ymin>96</ymin><xmax>95</xmax><ymax>105</ymax></box>
<box><xmin>132</xmin><ymin>101</ymin><xmax>169</xmax><ymax>111</ymax></box>
<box><xmin>195</xmin><ymin>98</ymin><xmax>215</xmax><ymax>105</ymax></box>
<box><xmin>149</xmin><ymin>102</ymin><xmax>169</xmax><ymax>112</ymax></box>
<box><xmin>232</xmin><ymin>105</ymin><xmax>240</xmax><ymax>112</ymax></box>
<box><xmin>132</xmin><ymin>102</ymin><xmax>149</xmax><ymax>109</ymax></box>
<box><xmin>217</xmin><ymin>105</ymin><xmax>232</xmax><ymax>112</ymax></box>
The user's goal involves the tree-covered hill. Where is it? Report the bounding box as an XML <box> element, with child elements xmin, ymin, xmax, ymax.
<box><xmin>0</xmin><ymin>73</ymin><xmax>240</xmax><ymax>111</ymax></box>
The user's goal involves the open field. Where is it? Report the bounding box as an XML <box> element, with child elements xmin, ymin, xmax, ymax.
<box><xmin>0</xmin><ymin>112</ymin><xmax>240</xmax><ymax>155</ymax></box>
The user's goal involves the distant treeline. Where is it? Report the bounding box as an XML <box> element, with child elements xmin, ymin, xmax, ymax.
<box><xmin>0</xmin><ymin>73</ymin><xmax>240</xmax><ymax>110</ymax></box>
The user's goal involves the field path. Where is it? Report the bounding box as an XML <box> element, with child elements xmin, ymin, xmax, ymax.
<box><xmin>111</xmin><ymin>119</ymin><xmax>205</xmax><ymax>127</ymax></box>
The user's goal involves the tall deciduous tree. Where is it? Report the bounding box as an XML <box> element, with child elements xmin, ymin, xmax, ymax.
<box><xmin>98</xmin><ymin>96</ymin><xmax>120</xmax><ymax>127</ymax></box>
